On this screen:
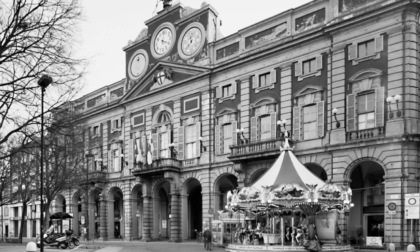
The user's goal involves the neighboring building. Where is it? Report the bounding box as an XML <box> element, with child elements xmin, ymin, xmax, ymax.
<box><xmin>7</xmin><ymin>0</ymin><xmax>420</xmax><ymax>249</ymax></box>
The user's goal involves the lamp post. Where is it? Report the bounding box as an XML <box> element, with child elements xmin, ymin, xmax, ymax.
<box><xmin>85</xmin><ymin>152</ymin><xmax>94</xmax><ymax>241</ymax></box>
<box><xmin>38</xmin><ymin>74</ymin><xmax>52</xmax><ymax>252</ymax></box>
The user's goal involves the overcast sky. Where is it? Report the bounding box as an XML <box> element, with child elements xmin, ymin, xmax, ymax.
<box><xmin>75</xmin><ymin>0</ymin><xmax>312</xmax><ymax>98</ymax></box>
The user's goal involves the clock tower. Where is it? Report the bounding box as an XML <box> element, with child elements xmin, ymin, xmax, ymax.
<box><xmin>123</xmin><ymin>1</ymin><xmax>221</xmax><ymax>89</ymax></box>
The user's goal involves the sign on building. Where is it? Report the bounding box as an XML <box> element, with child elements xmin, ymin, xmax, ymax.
<box><xmin>405</xmin><ymin>193</ymin><xmax>419</xmax><ymax>219</ymax></box>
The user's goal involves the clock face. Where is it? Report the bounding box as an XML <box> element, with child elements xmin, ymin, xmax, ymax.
<box><xmin>128</xmin><ymin>49</ymin><xmax>149</xmax><ymax>80</ymax></box>
<box><xmin>181</xmin><ymin>27</ymin><xmax>202</xmax><ymax>56</ymax></box>
<box><xmin>154</xmin><ymin>27</ymin><xmax>174</xmax><ymax>55</ymax></box>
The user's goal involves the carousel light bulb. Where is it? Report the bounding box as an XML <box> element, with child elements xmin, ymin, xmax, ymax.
<box><xmin>350</xmin><ymin>203</ymin><xmax>354</xmax><ymax>207</ymax></box>
<box><xmin>314</xmin><ymin>198</ymin><xmax>318</xmax><ymax>203</ymax></box>
<box><xmin>344</xmin><ymin>200</ymin><xmax>349</xmax><ymax>204</ymax></box>
<box><xmin>307</xmin><ymin>198</ymin><xmax>312</xmax><ymax>203</ymax></box>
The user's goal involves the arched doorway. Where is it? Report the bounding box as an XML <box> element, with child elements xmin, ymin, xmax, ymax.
<box><xmin>153</xmin><ymin>181</ymin><xmax>170</xmax><ymax>239</ymax></box>
<box><xmin>131</xmin><ymin>184</ymin><xmax>143</xmax><ymax>240</ymax></box>
<box><xmin>51</xmin><ymin>194</ymin><xmax>66</xmax><ymax>233</ymax></box>
<box><xmin>348</xmin><ymin>160</ymin><xmax>385</xmax><ymax>245</ymax></box>
<box><xmin>248</xmin><ymin>169</ymin><xmax>266</xmax><ymax>185</ymax></box>
<box><xmin>181</xmin><ymin>178</ymin><xmax>202</xmax><ymax>240</ymax></box>
<box><xmin>108</xmin><ymin>187</ymin><xmax>124</xmax><ymax>239</ymax></box>
<box><xmin>215</xmin><ymin>174</ymin><xmax>238</xmax><ymax>216</ymax></box>
<box><xmin>89</xmin><ymin>189</ymin><xmax>101</xmax><ymax>239</ymax></box>
<box><xmin>305</xmin><ymin>163</ymin><xmax>328</xmax><ymax>181</ymax></box>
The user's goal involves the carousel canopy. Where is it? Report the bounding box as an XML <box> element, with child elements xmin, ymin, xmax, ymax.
<box><xmin>251</xmin><ymin>148</ymin><xmax>326</xmax><ymax>192</ymax></box>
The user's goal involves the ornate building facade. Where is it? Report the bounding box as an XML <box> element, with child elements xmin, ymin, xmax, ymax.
<box><xmin>5</xmin><ymin>0</ymin><xmax>420</xmax><ymax>249</ymax></box>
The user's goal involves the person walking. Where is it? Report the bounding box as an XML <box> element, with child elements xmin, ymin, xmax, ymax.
<box><xmin>203</xmin><ymin>226</ymin><xmax>212</xmax><ymax>251</ymax></box>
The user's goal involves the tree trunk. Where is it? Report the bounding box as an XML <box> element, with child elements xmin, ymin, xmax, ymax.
<box><xmin>19</xmin><ymin>202</ymin><xmax>28</xmax><ymax>243</ymax></box>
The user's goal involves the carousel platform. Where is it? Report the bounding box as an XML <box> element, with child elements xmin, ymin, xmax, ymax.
<box><xmin>225</xmin><ymin>244</ymin><xmax>353</xmax><ymax>252</ymax></box>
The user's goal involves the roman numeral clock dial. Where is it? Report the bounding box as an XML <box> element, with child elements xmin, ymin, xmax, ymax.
<box><xmin>151</xmin><ymin>23</ymin><xmax>176</xmax><ymax>59</ymax></box>
<box><xmin>178</xmin><ymin>22</ymin><xmax>206</xmax><ymax>60</ymax></box>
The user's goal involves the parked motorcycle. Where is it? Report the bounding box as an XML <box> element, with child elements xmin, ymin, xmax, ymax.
<box><xmin>65</xmin><ymin>229</ymin><xmax>79</xmax><ymax>247</ymax></box>
<box><xmin>36</xmin><ymin>232</ymin><xmax>68</xmax><ymax>249</ymax></box>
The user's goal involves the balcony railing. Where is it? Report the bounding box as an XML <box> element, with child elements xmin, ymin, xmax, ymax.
<box><xmin>346</xmin><ymin>126</ymin><xmax>385</xmax><ymax>142</ymax></box>
<box><xmin>229</xmin><ymin>138</ymin><xmax>281</xmax><ymax>162</ymax></box>
<box><xmin>132</xmin><ymin>158</ymin><xmax>182</xmax><ymax>176</ymax></box>
<box><xmin>75</xmin><ymin>170</ymin><xmax>107</xmax><ymax>185</ymax></box>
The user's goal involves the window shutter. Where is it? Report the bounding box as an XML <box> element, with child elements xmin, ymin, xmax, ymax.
<box><xmin>178</xmin><ymin>126</ymin><xmax>185</xmax><ymax>160</ymax></box>
<box><xmin>216</xmin><ymin>86</ymin><xmax>222</xmax><ymax>99</ymax></box>
<box><xmin>316</xmin><ymin>55</ymin><xmax>323</xmax><ymax>71</ymax></box>
<box><xmin>347</xmin><ymin>94</ymin><xmax>356</xmax><ymax>131</ymax></box>
<box><xmin>270</xmin><ymin>69</ymin><xmax>277</xmax><ymax>84</ymax></box>
<box><xmin>232</xmin><ymin>121</ymin><xmax>238</xmax><ymax>146</ymax></box>
<box><xmin>232</xmin><ymin>82</ymin><xmax>237</xmax><ymax>95</ymax></box>
<box><xmin>375</xmin><ymin>87</ymin><xmax>385</xmax><ymax>127</ymax></box>
<box><xmin>375</xmin><ymin>35</ymin><xmax>384</xmax><ymax>53</ymax></box>
<box><xmin>348</xmin><ymin>44</ymin><xmax>357</xmax><ymax>60</ymax></box>
<box><xmin>317</xmin><ymin>101</ymin><xmax>325</xmax><ymax>138</ymax></box>
<box><xmin>152</xmin><ymin>133</ymin><xmax>158</xmax><ymax>160</ymax></box>
<box><xmin>116</xmin><ymin>149</ymin><xmax>121</xmax><ymax>172</ymax></box>
<box><xmin>270</xmin><ymin>112</ymin><xmax>277</xmax><ymax>139</ymax></box>
<box><xmin>215</xmin><ymin>124</ymin><xmax>221</xmax><ymax>155</ymax></box>
<box><xmin>195</xmin><ymin>122</ymin><xmax>201</xmax><ymax>157</ymax></box>
<box><xmin>250</xmin><ymin>117</ymin><xmax>258</xmax><ymax>143</ymax></box>
<box><xmin>128</xmin><ymin>138</ymin><xmax>134</xmax><ymax>167</ymax></box>
<box><xmin>293</xmin><ymin>106</ymin><xmax>301</xmax><ymax>141</ymax></box>
<box><xmin>252</xmin><ymin>75</ymin><xmax>257</xmax><ymax>89</ymax></box>
<box><xmin>295</xmin><ymin>62</ymin><xmax>302</xmax><ymax>77</ymax></box>
<box><xmin>108</xmin><ymin>150</ymin><xmax>113</xmax><ymax>172</ymax></box>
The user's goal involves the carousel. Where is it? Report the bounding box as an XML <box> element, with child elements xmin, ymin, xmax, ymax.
<box><xmin>224</xmin><ymin>131</ymin><xmax>354</xmax><ymax>252</ymax></box>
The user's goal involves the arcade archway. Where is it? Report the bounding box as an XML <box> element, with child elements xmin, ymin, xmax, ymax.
<box><xmin>348</xmin><ymin>160</ymin><xmax>385</xmax><ymax>245</ymax></box>
<box><xmin>181</xmin><ymin>178</ymin><xmax>202</xmax><ymax>240</ymax></box>
<box><xmin>131</xmin><ymin>184</ymin><xmax>143</xmax><ymax>240</ymax></box>
<box><xmin>108</xmin><ymin>187</ymin><xmax>124</xmax><ymax>239</ymax></box>
<box><xmin>153</xmin><ymin>181</ymin><xmax>170</xmax><ymax>239</ymax></box>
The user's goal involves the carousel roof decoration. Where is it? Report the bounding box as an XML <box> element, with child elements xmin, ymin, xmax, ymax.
<box><xmin>227</xmin><ymin>124</ymin><xmax>353</xmax><ymax>215</ymax></box>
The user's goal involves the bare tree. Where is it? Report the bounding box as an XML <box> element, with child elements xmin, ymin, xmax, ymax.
<box><xmin>9</xmin><ymin>106</ymin><xmax>84</xmax><ymax>241</ymax></box>
<box><xmin>0</xmin><ymin>0</ymin><xmax>85</xmax><ymax>159</ymax></box>
<box><xmin>41</xmin><ymin>106</ymin><xmax>85</xmax><ymax>230</ymax></box>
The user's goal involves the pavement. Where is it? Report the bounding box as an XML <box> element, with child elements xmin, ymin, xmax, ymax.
<box><xmin>0</xmin><ymin>239</ymin><xmax>415</xmax><ymax>252</ymax></box>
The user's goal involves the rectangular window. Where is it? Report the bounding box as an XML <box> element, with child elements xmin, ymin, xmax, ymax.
<box><xmin>259</xmin><ymin>73</ymin><xmax>270</xmax><ymax>87</ymax></box>
<box><xmin>132</xmin><ymin>114</ymin><xmax>144</xmax><ymax>127</ymax></box>
<box><xmin>160</xmin><ymin>132</ymin><xmax>169</xmax><ymax>158</ymax></box>
<box><xmin>93</xmin><ymin>126</ymin><xmax>99</xmax><ymax>136</ymax></box>
<box><xmin>303</xmin><ymin>105</ymin><xmax>318</xmax><ymax>140</ymax></box>
<box><xmin>260</xmin><ymin>116</ymin><xmax>271</xmax><ymax>140</ymax></box>
<box><xmin>112</xmin><ymin>149</ymin><xmax>119</xmax><ymax>171</ymax></box>
<box><xmin>357</xmin><ymin>92</ymin><xmax>375</xmax><ymax>130</ymax></box>
<box><xmin>223</xmin><ymin>124</ymin><xmax>232</xmax><ymax>154</ymax></box>
<box><xmin>302</xmin><ymin>58</ymin><xmax>316</xmax><ymax>75</ymax></box>
<box><xmin>113</xmin><ymin>119</ymin><xmax>120</xmax><ymax>129</ymax></box>
<box><xmin>222</xmin><ymin>84</ymin><xmax>232</xmax><ymax>97</ymax></box>
<box><xmin>185</xmin><ymin>125</ymin><xmax>197</xmax><ymax>159</ymax></box>
<box><xmin>358</xmin><ymin>39</ymin><xmax>375</xmax><ymax>58</ymax></box>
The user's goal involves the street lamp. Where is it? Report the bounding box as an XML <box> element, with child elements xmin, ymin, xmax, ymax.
<box><xmin>38</xmin><ymin>74</ymin><xmax>52</xmax><ymax>252</ymax></box>
<box><xmin>85</xmin><ymin>152</ymin><xmax>94</xmax><ymax>241</ymax></box>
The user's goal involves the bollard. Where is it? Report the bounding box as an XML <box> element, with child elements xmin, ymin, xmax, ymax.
<box><xmin>407</xmin><ymin>244</ymin><xmax>416</xmax><ymax>252</ymax></box>
<box><xmin>26</xmin><ymin>241</ymin><xmax>37</xmax><ymax>252</ymax></box>
<box><xmin>387</xmin><ymin>243</ymin><xmax>395</xmax><ymax>251</ymax></box>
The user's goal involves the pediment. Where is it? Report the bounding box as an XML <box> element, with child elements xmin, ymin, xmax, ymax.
<box><xmin>294</xmin><ymin>86</ymin><xmax>323</xmax><ymax>97</ymax></box>
<box><xmin>121</xmin><ymin>61</ymin><xmax>210</xmax><ymax>102</ymax></box>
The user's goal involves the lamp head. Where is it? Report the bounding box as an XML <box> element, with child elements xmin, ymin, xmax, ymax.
<box><xmin>394</xmin><ymin>94</ymin><xmax>401</xmax><ymax>102</ymax></box>
<box><xmin>38</xmin><ymin>75</ymin><xmax>52</xmax><ymax>89</ymax></box>
<box><xmin>386</xmin><ymin>96</ymin><xmax>393</xmax><ymax>103</ymax></box>
<box><xmin>332</xmin><ymin>108</ymin><xmax>338</xmax><ymax>115</ymax></box>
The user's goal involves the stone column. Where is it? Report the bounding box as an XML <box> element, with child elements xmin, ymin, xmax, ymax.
<box><xmin>107</xmin><ymin>200</ymin><xmax>115</xmax><ymax>239</ymax></box>
<box><xmin>180</xmin><ymin>194</ymin><xmax>188</xmax><ymax>240</ymax></box>
<box><xmin>141</xmin><ymin>194</ymin><xmax>152</xmax><ymax>241</ymax></box>
<box><xmin>98</xmin><ymin>193</ymin><xmax>107</xmax><ymax>241</ymax></box>
<box><xmin>170</xmin><ymin>192</ymin><xmax>181</xmax><ymax>242</ymax></box>
<box><xmin>124</xmin><ymin>195</ymin><xmax>133</xmax><ymax>241</ymax></box>
<box><xmin>81</xmin><ymin>195</ymin><xmax>88</xmax><ymax>240</ymax></box>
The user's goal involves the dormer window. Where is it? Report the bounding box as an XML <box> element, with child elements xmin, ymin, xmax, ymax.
<box><xmin>111</xmin><ymin>118</ymin><xmax>122</xmax><ymax>132</ymax></box>
<box><xmin>252</xmin><ymin>69</ymin><xmax>277</xmax><ymax>93</ymax></box>
<box><xmin>91</xmin><ymin>125</ymin><xmax>100</xmax><ymax>138</ymax></box>
<box><xmin>295</xmin><ymin>55</ymin><xmax>323</xmax><ymax>81</ymax></box>
<box><xmin>216</xmin><ymin>82</ymin><xmax>237</xmax><ymax>102</ymax></box>
<box><xmin>358</xmin><ymin>39</ymin><xmax>375</xmax><ymax>58</ymax></box>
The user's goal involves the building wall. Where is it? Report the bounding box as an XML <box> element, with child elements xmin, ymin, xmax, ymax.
<box><xmin>6</xmin><ymin>0</ymin><xmax>420</xmax><ymax>249</ymax></box>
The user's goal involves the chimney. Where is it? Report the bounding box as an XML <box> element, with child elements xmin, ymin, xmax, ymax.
<box><xmin>162</xmin><ymin>0</ymin><xmax>172</xmax><ymax>10</ymax></box>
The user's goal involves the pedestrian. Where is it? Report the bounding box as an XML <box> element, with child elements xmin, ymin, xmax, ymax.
<box><xmin>203</xmin><ymin>226</ymin><xmax>212</xmax><ymax>251</ymax></box>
